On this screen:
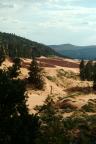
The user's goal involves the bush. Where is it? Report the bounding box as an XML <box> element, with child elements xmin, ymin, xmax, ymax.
<box><xmin>46</xmin><ymin>75</ymin><xmax>56</xmax><ymax>82</ymax></box>
<box><xmin>57</xmin><ymin>69</ymin><xmax>78</xmax><ymax>80</ymax></box>
<box><xmin>35</xmin><ymin>96</ymin><xmax>96</xmax><ymax>144</ymax></box>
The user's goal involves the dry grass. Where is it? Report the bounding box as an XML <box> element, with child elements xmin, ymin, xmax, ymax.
<box><xmin>81</xmin><ymin>99</ymin><xmax>96</xmax><ymax>112</ymax></box>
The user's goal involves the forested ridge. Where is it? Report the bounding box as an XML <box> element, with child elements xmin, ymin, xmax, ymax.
<box><xmin>49</xmin><ymin>44</ymin><xmax>96</xmax><ymax>60</ymax></box>
<box><xmin>0</xmin><ymin>32</ymin><xmax>60</xmax><ymax>58</ymax></box>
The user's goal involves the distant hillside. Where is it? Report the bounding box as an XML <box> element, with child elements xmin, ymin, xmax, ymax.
<box><xmin>49</xmin><ymin>44</ymin><xmax>96</xmax><ymax>60</ymax></box>
<box><xmin>0</xmin><ymin>32</ymin><xmax>61</xmax><ymax>58</ymax></box>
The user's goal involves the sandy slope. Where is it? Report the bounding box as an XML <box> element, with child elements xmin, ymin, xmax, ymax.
<box><xmin>2</xmin><ymin>57</ymin><xmax>96</xmax><ymax>114</ymax></box>
<box><xmin>27</xmin><ymin>67</ymin><xmax>67</xmax><ymax>112</ymax></box>
<box><xmin>18</xmin><ymin>57</ymin><xmax>80</xmax><ymax>112</ymax></box>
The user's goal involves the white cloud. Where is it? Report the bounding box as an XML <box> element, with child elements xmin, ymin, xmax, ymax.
<box><xmin>0</xmin><ymin>0</ymin><xmax>96</xmax><ymax>45</ymax></box>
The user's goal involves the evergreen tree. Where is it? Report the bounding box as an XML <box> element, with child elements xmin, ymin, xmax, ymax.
<box><xmin>0</xmin><ymin>45</ymin><xmax>5</xmax><ymax>66</ymax></box>
<box><xmin>28</xmin><ymin>57</ymin><xmax>44</xmax><ymax>89</ymax></box>
<box><xmin>8</xmin><ymin>57</ymin><xmax>21</xmax><ymax>78</ymax></box>
<box><xmin>93</xmin><ymin>62</ymin><xmax>96</xmax><ymax>90</ymax></box>
<box><xmin>0</xmin><ymin>65</ymin><xmax>40</xmax><ymax>143</ymax></box>
<box><xmin>79</xmin><ymin>60</ymin><xmax>85</xmax><ymax>80</ymax></box>
<box><xmin>85</xmin><ymin>61</ymin><xmax>93</xmax><ymax>81</ymax></box>
<box><xmin>35</xmin><ymin>96</ymin><xmax>65</xmax><ymax>144</ymax></box>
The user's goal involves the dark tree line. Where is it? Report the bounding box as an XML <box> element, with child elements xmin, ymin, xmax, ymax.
<box><xmin>79</xmin><ymin>60</ymin><xmax>96</xmax><ymax>90</ymax></box>
<box><xmin>0</xmin><ymin>32</ymin><xmax>59</xmax><ymax>58</ymax></box>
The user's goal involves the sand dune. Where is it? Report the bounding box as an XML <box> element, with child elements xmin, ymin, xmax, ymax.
<box><xmin>2</xmin><ymin>57</ymin><xmax>96</xmax><ymax>115</ymax></box>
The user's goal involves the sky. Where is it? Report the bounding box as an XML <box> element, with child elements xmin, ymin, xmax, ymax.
<box><xmin>0</xmin><ymin>0</ymin><xmax>96</xmax><ymax>45</ymax></box>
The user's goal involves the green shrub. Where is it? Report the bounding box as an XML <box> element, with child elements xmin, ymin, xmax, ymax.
<box><xmin>35</xmin><ymin>96</ymin><xmax>96</xmax><ymax>144</ymax></box>
<box><xmin>46</xmin><ymin>75</ymin><xmax>56</xmax><ymax>82</ymax></box>
<box><xmin>57</xmin><ymin>69</ymin><xmax>78</xmax><ymax>80</ymax></box>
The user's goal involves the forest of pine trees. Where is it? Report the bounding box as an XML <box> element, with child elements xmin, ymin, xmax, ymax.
<box><xmin>0</xmin><ymin>32</ymin><xmax>60</xmax><ymax>58</ymax></box>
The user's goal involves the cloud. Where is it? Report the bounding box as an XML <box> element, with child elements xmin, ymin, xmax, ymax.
<box><xmin>0</xmin><ymin>0</ymin><xmax>96</xmax><ymax>45</ymax></box>
<box><xmin>0</xmin><ymin>1</ymin><xmax>15</xmax><ymax>9</ymax></box>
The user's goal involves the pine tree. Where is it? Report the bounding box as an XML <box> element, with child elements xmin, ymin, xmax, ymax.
<box><xmin>28</xmin><ymin>57</ymin><xmax>44</xmax><ymax>89</ymax></box>
<box><xmin>79</xmin><ymin>60</ymin><xmax>85</xmax><ymax>80</ymax></box>
<box><xmin>35</xmin><ymin>96</ymin><xmax>65</xmax><ymax>144</ymax></box>
<box><xmin>8</xmin><ymin>57</ymin><xmax>21</xmax><ymax>78</ymax></box>
<box><xmin>85</xmin><ymin>61</ymin><xmax>93</xmax><ymax>81</ymax></box>
<box><xmin>0</xmin><ymin>45</ymin><xmax>5</xmax><ymax>66</ymax></box>
<box><xmin>0</xmin><ymin>65</ymin><xmax>40</xmax><ymax>143</ymax></box>
<box><xmin>93</xmin><ymin>63</ymin><xmax>96</xmax><ymax>90</ymax></box>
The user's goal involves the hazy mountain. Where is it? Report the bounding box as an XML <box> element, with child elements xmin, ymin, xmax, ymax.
<box><xmin>0</xmin><ymin>32</ymin><xmax>61</xmax><ymax>58</ymax></box>
<box><xmin>49</xmin><ymin>44</ymin><xmax>96</xmax><ymax>60</ymax></box>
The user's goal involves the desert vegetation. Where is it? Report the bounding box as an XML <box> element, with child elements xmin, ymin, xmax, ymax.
<box><xmin>34</xmin><ymin>96</ymin><xmax>96</xmax><ymax>144</ymax></box>
<box><xmin>0</xmin><ymin>54</ymin><xmax>96</xmax><ymax>143</ymax></box>
<box><xmin>57</xmin><ymin>69</ymin><xmax>79</xmax><ymax>80</ymax></box>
